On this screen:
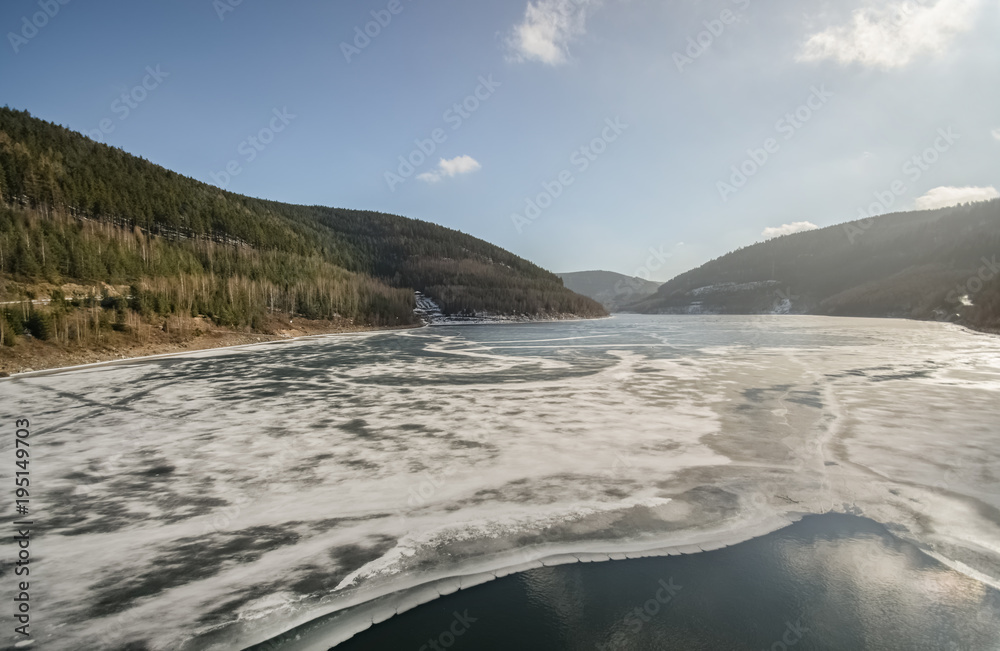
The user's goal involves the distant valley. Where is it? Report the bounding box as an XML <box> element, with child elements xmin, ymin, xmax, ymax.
<box><xmin>557</xmin><ymin>270</ymin><xmax>661</xmax><ymax>312</ymax></box>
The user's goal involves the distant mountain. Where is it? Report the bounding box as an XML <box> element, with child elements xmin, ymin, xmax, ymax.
<box><xmin>626</xmin><ymin>200</ymin><xmax>1000</xmax><ymax>331</ymax></box>
<box><xmin>558</xmin><ymin>271</ymin><xmax>661</xmax><ymax>312</ymax></box>
<box><xmin>0</xmin><ymin>108</ymin><xmax>605</xmax><ymax>351</ymax></box>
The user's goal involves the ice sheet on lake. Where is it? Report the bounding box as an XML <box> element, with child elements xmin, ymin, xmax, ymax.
<box><xmin>1</xmin><ymin>315</ymin><xmax>999</xmax><ymax>650</ymax></box>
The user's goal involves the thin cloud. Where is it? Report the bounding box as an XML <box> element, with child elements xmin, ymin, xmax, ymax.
<box><xmin>797</xmin><ymin>0</ymin><xmax>982</xmax><ymax>69</ymax></box>
<box><xmin>914</xmin><ymin>186</ymin><xmax>999</xmax><ymax>210</ymax></box>
<box><xmin>992</xmin><ymin>128</ymin><xmax>1000</xmax><ymax>141</ymax></box>
<box><xmin>762</xmin><ymin>222</ymin><xmax>819</xmax><ymax>239</ymax></box>
<box><xmin>417</xmin><ymin>155</ymin><xmax>482</xmax><ymax>184</ymax></box>
<box><xmin>506</xmin><ymin>0</ymin><xmax>601</xmax><ymax>65</ymax></box>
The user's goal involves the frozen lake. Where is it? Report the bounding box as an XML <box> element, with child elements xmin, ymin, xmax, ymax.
<box><xmin>2</xmin><ymin>315</ymin><xmax>999</xmax><ymax>650</ymax></box>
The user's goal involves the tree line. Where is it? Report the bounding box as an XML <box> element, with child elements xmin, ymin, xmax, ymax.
<box><xmin>0</xmin><ymin>106</ymin><xmax>604</xmax><ymax>348</ymax></box>
<box><xmin>628</xmin><ymin>199</ymin><xmax>1000</xmax><ymax>329</ymax></box>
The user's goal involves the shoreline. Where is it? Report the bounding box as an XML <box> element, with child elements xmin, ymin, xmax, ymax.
<box><xmin>616</xmin><ymin>310</ymin><xmax>999</xmax><ymax>337</ymax></box>
<box><xmin>243</xmin><ymin>511</ymin><xmax>1000</xmax><ymax>651</ymax></box>
<box><xmin>241</xmin><ymin>506</ymin><xmax>1000</xmax><ymax>651</ymax></box>
<box><xmin>0</xmin><ymin>314</ymin><xmax>613</xmax><ymax>379</ymax></box>
<box><xmin>6</xmin><ymin>312</ymin><xmax>992</xmax><ymax>379</ymax></box>
<box><xmin>0</xmin><ymin>322</ymin><xmax>421</xmax><ymax>379</ymax></box>
<box><xmin>240</xmin><ymin>512</ymin><xmax>800</xmax><ymax>651</ymax></box>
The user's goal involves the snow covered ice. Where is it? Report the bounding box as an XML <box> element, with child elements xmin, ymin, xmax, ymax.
<box><xmin>1</xmin><ymin>315</ymin><xmax>999</xmax><ymax>650</ymax></box>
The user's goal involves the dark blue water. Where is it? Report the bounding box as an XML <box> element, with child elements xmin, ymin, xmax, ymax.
<box><xmin>266</xmin><ymin>514</ymin><xmax>1000</xmax><ymax>651</ymax></box>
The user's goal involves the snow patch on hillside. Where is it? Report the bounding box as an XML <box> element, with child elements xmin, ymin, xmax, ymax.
<box><xmin>413</xmin><ymin>292</ymin><xmax>578</xmax><ymax>325</ymax></box>
<box><xmin>689</xmin><ymin>280</ymin><xmax>780</xmax><ymax>296</ymax></box>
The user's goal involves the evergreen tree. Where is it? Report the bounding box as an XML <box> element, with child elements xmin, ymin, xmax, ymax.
<box><xmin>0</xmin><ymin>106</ymin><xmax>607</xmax><ymax>346</ymax></box>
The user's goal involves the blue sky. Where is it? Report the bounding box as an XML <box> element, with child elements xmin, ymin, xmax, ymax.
<box><xmin>2</xmin><ymin>0</ymin><xmax>998</xmax><ymax>280</ymax></box>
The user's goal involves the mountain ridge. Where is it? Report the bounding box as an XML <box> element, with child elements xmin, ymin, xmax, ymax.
<box><xmin>625</xmin><ymin>200</ymin><xmax>1000</xmax><ymax>331</ymax></box>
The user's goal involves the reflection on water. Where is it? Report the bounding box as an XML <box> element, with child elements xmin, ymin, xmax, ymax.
<box><xmin>329</xmin><ymin>514</ymin><xmax>1000</xmax><ymax>651</ymax></box>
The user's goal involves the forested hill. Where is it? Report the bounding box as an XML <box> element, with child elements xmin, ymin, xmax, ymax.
<box><xmin>626</xmin><ymin>200</ymin><xmax>1000</xmax><ymax>331</ymax></box>
<box><xmin>0</xmin><ymin>107</ymin><xmax>605</xmax><ymax>348</ymax></box>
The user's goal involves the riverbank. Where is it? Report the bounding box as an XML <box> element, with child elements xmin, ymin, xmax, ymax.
<box><xmin>964</xmin><ymin>322</ymin><xmax>1000</xmax><ymax>336</ymax></box>
<box><xmin>0</xmin><ymin>316</ymin><xmax>417</xmax><ymax>376</ymax></box>
<box><xmin>4</xmin><ymin>311</ymin><xmax>987</xmax><ymax>378</ymax></box>
<box><xmin>0</xmin><ymin>312</ymin><xmax>610</xmax><ymax>376</ymax></box>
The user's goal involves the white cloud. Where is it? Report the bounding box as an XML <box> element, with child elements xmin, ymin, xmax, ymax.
<box><xmin>417</xmin><ymin>155</ymin><xmax>482</xmax><ymax>184</ymax></box>
<box><xmin>762</xmin><ymin>222</ymin><xmax>820</xmax><ymax>239</ymax></box>
<box><xmin>914</xmin><ymin>186</ymin><xmax>1000</xmax><ymax>210</ymax></box>
<box><xmin>506</xmin><ymin>0</ymin><xmax>601</xmax><ymax>65</ymax></box>
<box><xmin>992</xmin><ymin>128</ymin><xmax>1000</xmax><ymax>141</ymax></box>
<box><xmin>797</xmin><ymin>0</ymin><xmax>983</xmax><ymax>69</ymax></box>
